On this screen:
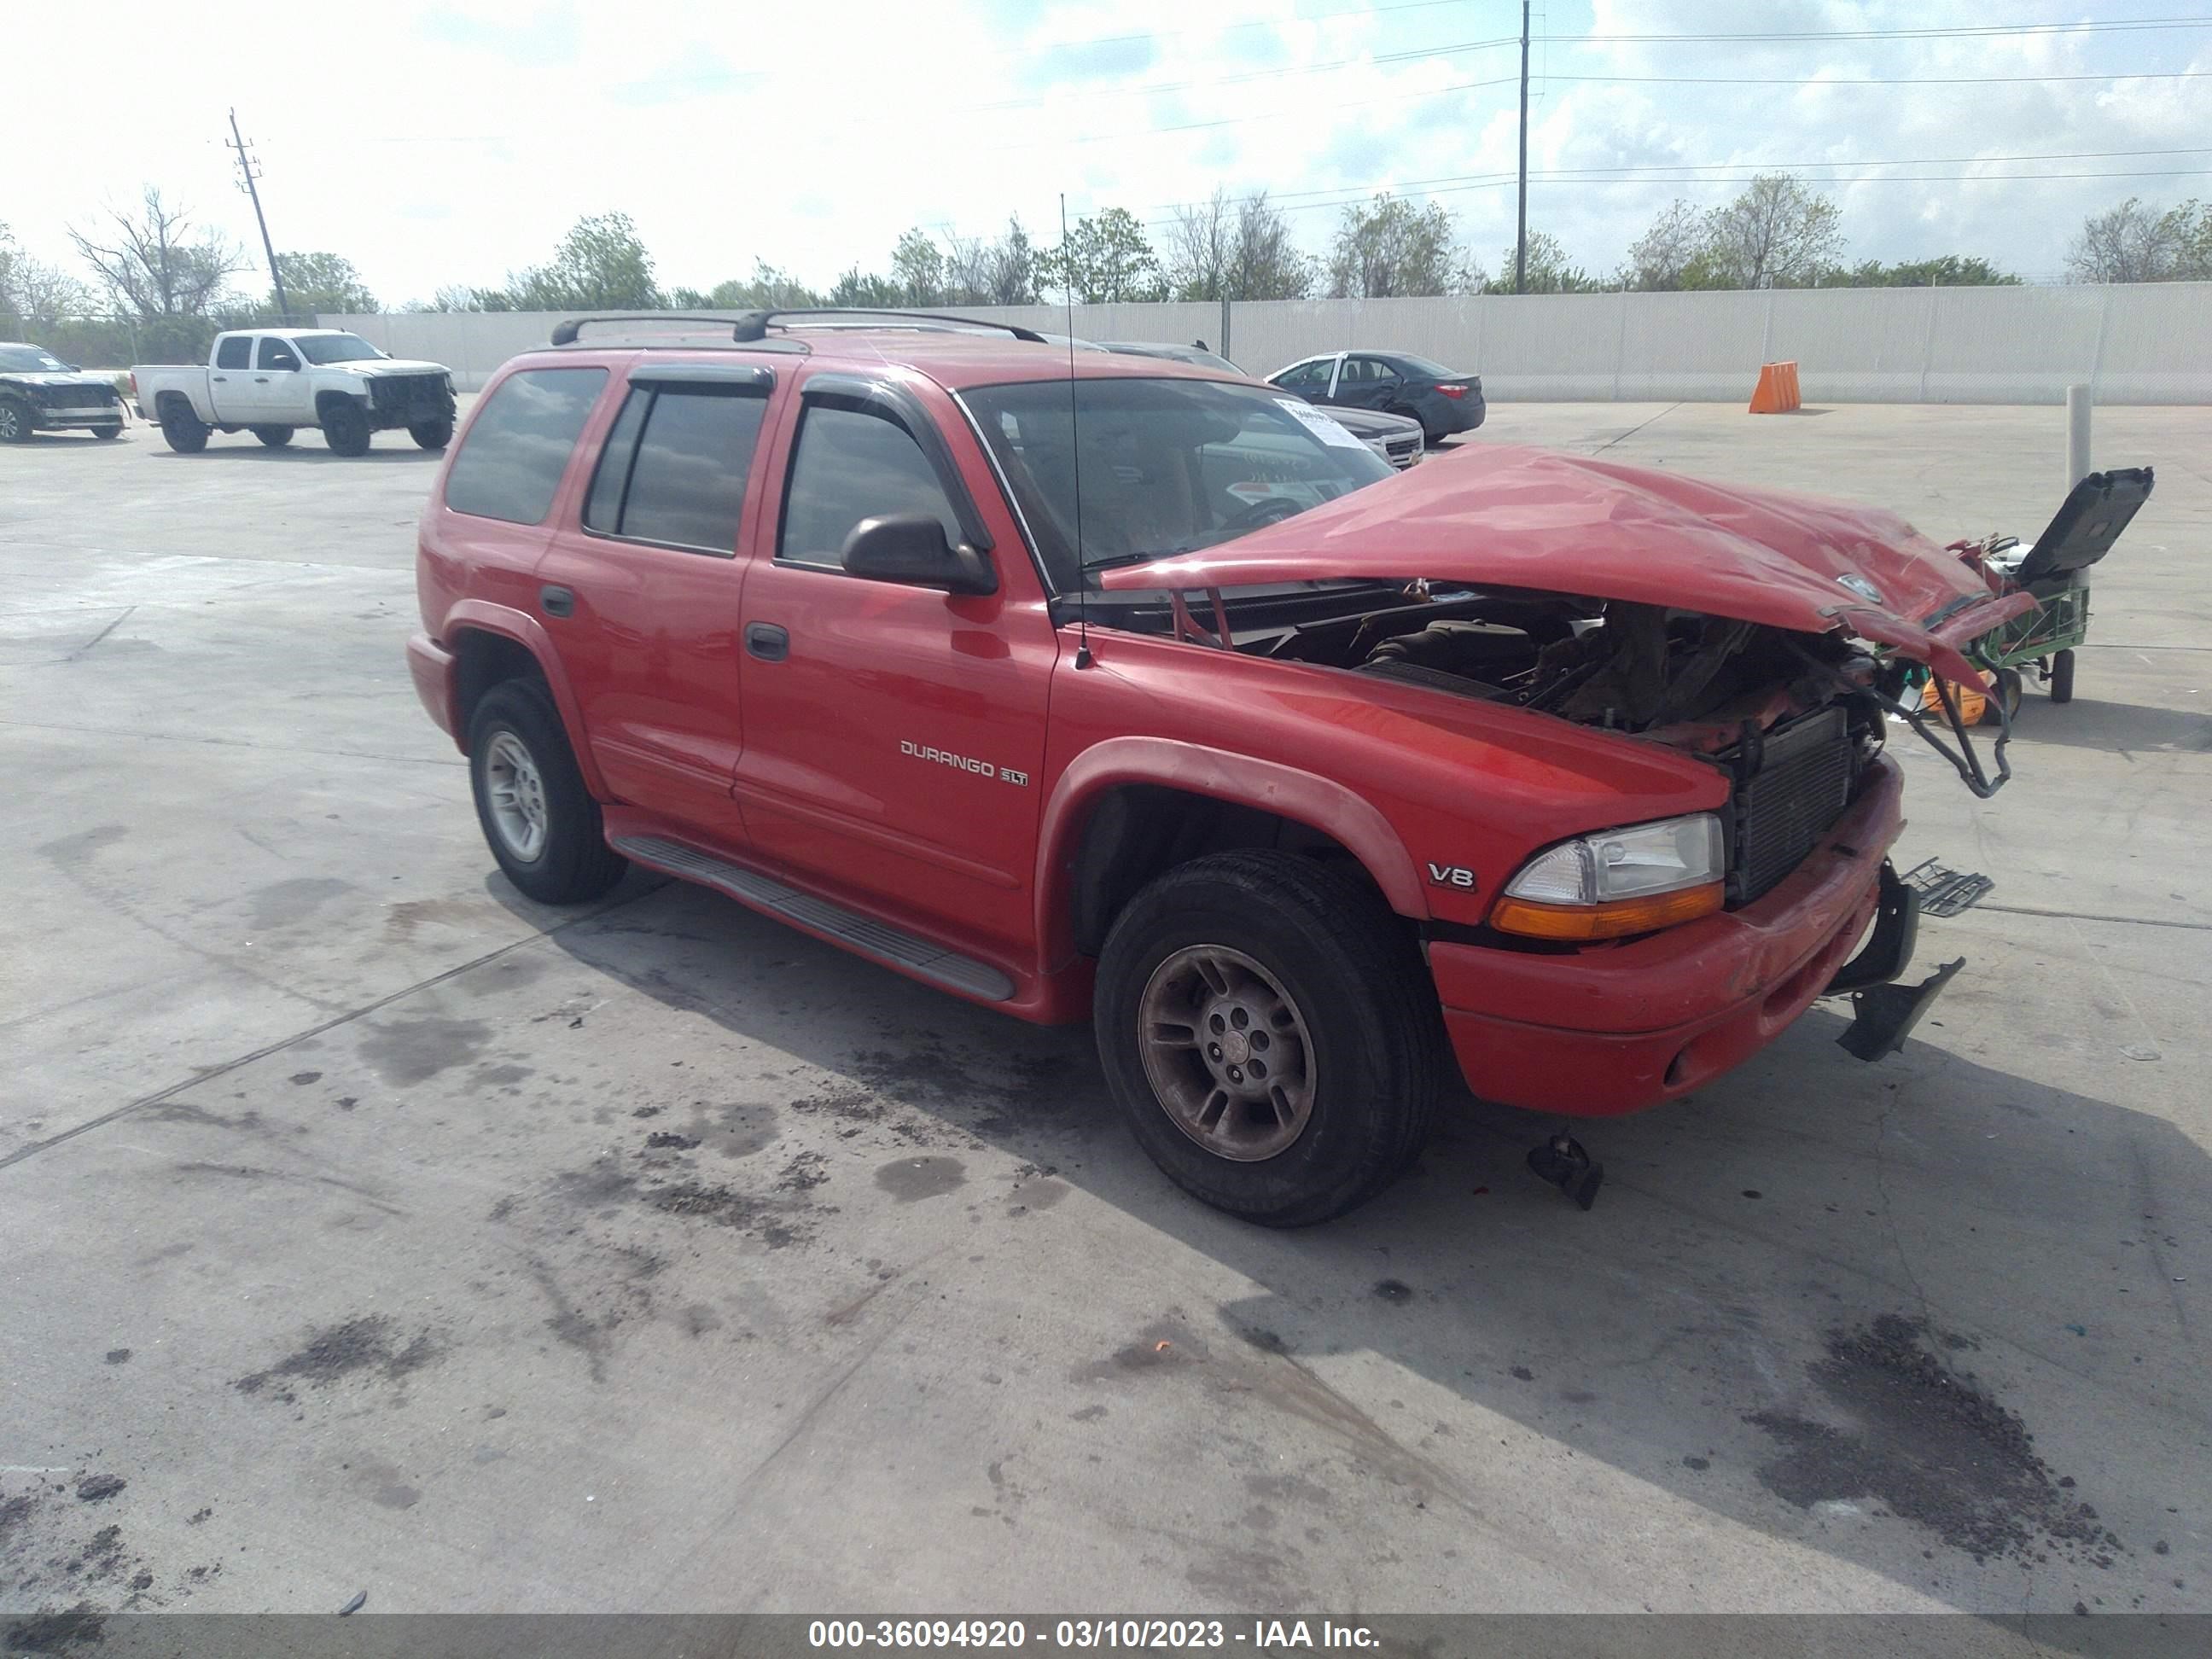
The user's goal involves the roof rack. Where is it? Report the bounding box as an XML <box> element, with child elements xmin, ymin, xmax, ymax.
<box><xmin>728</xmin><ymin>307</ymin><xmax>1049</xmax><ymax>345</ymax></box>
<box><xmin>549</xmin><ymin>314</ymin><xmax>761</xmax><ymax>346</ymax></box>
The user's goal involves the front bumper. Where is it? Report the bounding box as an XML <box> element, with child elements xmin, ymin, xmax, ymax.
<box><xmin>33</xmin><ymin>403</ymin><xmax>125</xmax><ymax>428</ymax></box>
<box><xmin>406</xmin><ymin>632</ymin><xmax>459</xmax><ymax>741</ymax></box>
<box><xmin>1430</xmin><ymin>754</ymin><xmax>1906</xmax><ymax>1116</ymax></box>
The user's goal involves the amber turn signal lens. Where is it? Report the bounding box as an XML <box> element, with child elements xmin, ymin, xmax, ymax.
<box><xmin>1490</xmin><ymin>882</ymin><xmax>1725</xmax><ymax>941</ymax></box>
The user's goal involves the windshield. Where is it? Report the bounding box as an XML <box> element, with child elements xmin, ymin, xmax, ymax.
<box><xmin>294</xmin><ymin>334</ymin><xmax>385</xmax><ymax>364</ymax></box>
<box><xmin>0</xmin><ymin>346</ymin><xmax>70</xmax><ymax>372</ymax></box>
<box><xmin>964</xmin><ymin>377</ymin><xmax>1394</xmax><ymax>592</ymax></box>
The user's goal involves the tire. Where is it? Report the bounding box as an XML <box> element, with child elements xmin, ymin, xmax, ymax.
<box><xmin>252</xmin><ymin>425</ymin><xmax>295</xmax><ymax>448</ymax></box>
<box><xmin>322</xmin><ymin>399</ymin><xmax>371</xmax><ymax>457</ymax></box>
<box><xmin>1980</xmin><ymin>667</ymin><xmax>2023</xmax><ymax>725</ymax></box>
<box><xmin>158</xmin><ymin>402</ymin><xmax>208</xmax><ymax>454</ymax></box>
<box><xmin>90</xmin><ymin>422</ymin><xmax>123</xmax><ymax>440</ymax></box>
<box><xmin>1094</xmin><ymin>849</ymin><xmax>1444</xmax><ymax>1226</ymax></box>
<box><xmin>467</xmin><ymin>678</ymin><xmax>626</xmax><ymax>905</ymax></box>
<box><xmin>0</xmin><ymin>399</ymin><xmax>36</xmax><ymax>443</ymax></box>
<box><xmin>409</xmin><ymin>418</ymin><xmax>453</xmax><ymax>451</ymax></box>
<box><xmin>2049</xmin><ymin>648</ymin><xmax>2075</xmax><ymax>704</ymax></box>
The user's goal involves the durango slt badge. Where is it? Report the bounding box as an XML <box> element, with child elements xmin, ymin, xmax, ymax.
<box><xmin>900</xmin><ymin>740</ymin><xmax>1029</xmax><ymax>786</ymax></box>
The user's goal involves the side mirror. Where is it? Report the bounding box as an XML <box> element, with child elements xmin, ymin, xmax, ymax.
<box><xmin>842</xmin><ymin>512</ymin><xmax>997</xmax><ymax>596</ymax></box>
<box><xmin>273</xmin><ymin>357</ymin><xmax>300</xmax><ymax>371</ymax></box>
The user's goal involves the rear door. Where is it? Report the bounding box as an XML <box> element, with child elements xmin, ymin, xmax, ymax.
<box><xmin>533</xmin><ymin>360</ymin><xmax>780</xmax><ymax>844</ymax></box>
<box><xmin>730</xmin><ymin>370</ymin><xmax>1057</xmax><ymax>957</ymax></box>
<box><xmin>205</xmin><ymin>335</ymin><xmax>254</xmax><ymax>421</ymax></box>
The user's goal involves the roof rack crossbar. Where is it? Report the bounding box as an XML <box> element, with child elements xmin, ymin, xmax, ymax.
<box><xmin>728</xmin><ymin>307</ymin><xmax>1049</xmax><ymax>345</ymax></box>
<box><xmin>549</xmin><ymin>314</ymin><xmax>758</xmax><ymax>346</ymax></box>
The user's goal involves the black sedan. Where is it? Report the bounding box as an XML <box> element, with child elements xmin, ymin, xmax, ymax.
<box><xmin>1099</xmin><ymin>341</ymin><xmax>1425</xmax><ymax>469</ymax></box>
<box><xmin>1266</xmin><ymin>351</ymin><xmax>1484</xmax><ymax>445</ymax></box>
<box><xmin>0</xmin><ymin>342</ymin><xmax>127</xmax><ymax>442</ymax></box>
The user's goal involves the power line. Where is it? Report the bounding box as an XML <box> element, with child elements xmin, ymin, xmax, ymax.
<box><xmin>1542</xmin><ymin>70</ymin><xmax>2212</xmax><ymax>85</ymax></box>
<box><xmin>968</xmin><ymin>33</ymin><xmax>1520</xmax><ymax>113</ymax></box>
<box><xmin>225</xmin><ymin>109</ymin><xmax>288</xmax><ymax>321</ymax></box>
<box><xmin>1559</xmin><ymin>16</ymin><xmax>2212</xmax><ymax>43</ymax></box>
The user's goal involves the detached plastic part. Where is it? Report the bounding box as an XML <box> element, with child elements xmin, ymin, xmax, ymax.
<box><xmin>1899</xmin><ymin>857</ymin><xmax>1994</xmax><ymax>918</ymax></box>
<box><xmin>1837</xmin><ymin>957</ymin><xmax>1965</xmax><ymax>1062</ymax></box>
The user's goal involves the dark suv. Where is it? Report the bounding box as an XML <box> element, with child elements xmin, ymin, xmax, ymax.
<box><xmin>408</xmin><ymin>309</ymin><xmax>2019</xmax><ymax>1224</ymax></box>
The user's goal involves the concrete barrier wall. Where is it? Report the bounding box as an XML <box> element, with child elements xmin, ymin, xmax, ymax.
<box><xmin>325</xmin><ymin>282</ymin><xmax>2212</xmax><ymax>403</ymax></box>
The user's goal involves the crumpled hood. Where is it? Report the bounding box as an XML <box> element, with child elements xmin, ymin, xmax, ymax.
<box><xmin>1100</xmin><ymin>444</ymin><xmax>2032</xmax><ymax>684</ymax></box>
<box><xmin>337</xmin><ymin>358</ymin><xmax>448</xmax><ymax>378</ymax></box>
<box><xmin>5</xmin><ymin>371</ymin><xmax>115</xmax><ymax>391</ymax></box>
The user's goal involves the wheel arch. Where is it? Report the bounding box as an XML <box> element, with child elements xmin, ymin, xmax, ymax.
<box><xmin>1035</xmin><ymin>737</ymin><xmax>1429</xmax><ymax>967</ymax></box>
<box><xmin>441</xmin><ymin>601</ymin><xmax>608</xmax><ymax>797</ymax></box>
<box><xmin>315</xmin><ymin>388</ymin><xmax>369</xmax><ymax>422</ymax></box>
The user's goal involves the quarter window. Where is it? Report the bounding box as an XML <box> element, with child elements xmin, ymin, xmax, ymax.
<box><xmin>777</xmin><ymin>403</ymin><xmax>962</xmax><ymax>570</ymax></box>
<box><xmin>584</xmin><ymin>384</ymin><xmax>766</xmax><ymax>555</ymax></box>
<box><xmin>443</xmin><ymin>367</ymin><xmax>608</xmax><ymax>526</ymax></box>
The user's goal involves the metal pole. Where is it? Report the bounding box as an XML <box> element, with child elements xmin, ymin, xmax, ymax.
<box><xmin>1514</xmin><ymin>0</ymin><xmax>1530</xmax><ymax>295</ymax></box>
<box><xmin>228</xmin><ymin>109</ymin><xmax>288</xmax><ymax>323</ymax></box>
<box><xmin>2065</xmin><ymin>384</ymin><xmax>2092</xmax><ymax>489</ymax></box>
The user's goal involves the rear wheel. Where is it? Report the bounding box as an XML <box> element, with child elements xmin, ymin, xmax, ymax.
<box><xmin>0</xmin><ymin>399</ymin><xmax>36</xmax><ymax>443</ymax></box>
<box><xmin>467</xmin><ymin>678</ymin><xmax>627</xmax><ymax>905</ymax></box>
<box><xmin>2049</xmin><ymin>649</ymin><xmax>2075</xmax><ymax>704</ymax></box>
<box><xmin>1095</xmin><ymin>850</ymin><xmax>1443</xmax><ymax>1226</ymax></box>
<box><xmin>322</xmin><ymin>399</ymin><xmax>371</xmax><ymax>457</ymax></box>
<box><xmin>158</xmin><ymin>402</ymin><xmax>208</xmax><ymax>453</ymax></box>
<box><xmin>409</xmin><ymin>418</ymin><xmax>453</xmax><ymax>451</ymax></box>
<box><xmin>252</xmin><ymin>425</ymin><xmax>294</xmax><ymax>448</ymax></box>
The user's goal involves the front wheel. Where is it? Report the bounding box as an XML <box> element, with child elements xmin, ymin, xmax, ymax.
<box><xmin>2049</xmin><ymin>649</ymin><xmax>2075</xmax><ymax>704</ymax></box>
<box><xmin>0</xmin><ymin>399</ymin><xmax>36</xmax><ymax>443</ymax></box>
<box><xmin>409</xmin><ymin>418</ymin><xmax>453</xmax><ymax>451</ymax></box>
<box><xmin>322</xmin><ymin>399</ymin><xmax>371</xmax><ymax>457</ymax></box>
<box><xmin>252</xmin><ymin>425</ymin><xmax>294</xmax><ymax>448</ymax></box>
<box><xmin>90</xmin><ymin>422</ymin><xmax>123</xmax><ymax>440</ymax></box>
<box><xmin>1094</xmin><ymin>850</ymin><xmax>1443</xmax><ymax>1226</ymax></box>
<box><xmin>467</xmin><ymin>679</ymin><xmax>627</xmax><ymax>905</ymax></box>
<box><xmin>158</xmin><ymin>404</ymin><xmax>209</xmax><ymax>453</ymax></box>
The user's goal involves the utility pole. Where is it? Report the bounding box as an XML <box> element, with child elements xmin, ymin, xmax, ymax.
<box><xmin>1514</xmin><ymin>0</ymin><xmax>1530</xmax><ymax>294</ymax></box>
<box><xmin>227</xmin><ymin>109</ymin><xmax>289</xmax><ymax>322</ymax></box>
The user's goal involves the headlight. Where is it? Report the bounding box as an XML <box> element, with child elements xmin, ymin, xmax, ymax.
<box><xmin>1492</xmin><ymin>812</ymin><xmax>1726</xmax><ymax>940</ymax></box>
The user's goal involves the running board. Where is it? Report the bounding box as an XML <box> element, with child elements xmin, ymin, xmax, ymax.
<box><xmin>610</xmin><ymin>834</ymin><xmax>1016</xmax><ymax>1003</ymax></box>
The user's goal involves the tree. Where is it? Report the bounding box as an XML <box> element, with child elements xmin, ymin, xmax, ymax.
<box><xmin>271</xmin><ymin>252</ymin><xmax>375</xmax><ymax>318</ymax></box>
<box><xmin>1621</xmin><ymin>200</ymin><xmax>1705</xmax><ymax>290</ymax></box>
<box><xmin>1047</xmin><ymin>207</ymin><xmax>1160</xmax><ymax>303</ymax></box>
<box><xmin>1164</xmin><ymin>189</ymin><xmax>1236</xmax><ymax>300</ymax></box>
<box><xmin>693</xmin><ymin>262</ymin><xmax>822</xmax><ymax>309</ymax></box>
<box><xmin>1697</xmin><ymin>174</ymin><xmax>1842</xmax><ymax>289</ymax></box>
<box><xmin>1827</xmin><ymin>255</ymin><xmax>2019</xmax><ymax>288</ymax></box>
<box><xmin>68</xmin><ymin>187</ymin><xmax>247</xmax><ymax>317</ymax></box>
<box><xmin>1228</xmin><ymin>192</ymin><xmax>1313</xmax><ymax>300</ymax></box>
<box><xmin>827</xmin><ymin>267</ymin><xmax>901</xmax><ymax>308</ymax></box>
<box><xmin>2064</xmin><ymin>196</ymin><xmax>2209</xmax><ymax>282</ymax></box>
<box><xmin>1495</xmin><ymin>231</ymin><xmax>1603</xmax><ymax>294</ymax></box>
<box><xmin>944</xmin><ymin>217</ymin><xmax>1043</xmax><ymax>306</ymax></box>
<box><xmin>507</xmin><ymin>212</ymin><xmax>661</xmax><ymax>310</ymax></box>
<box><xmin>1328</xmin><ymin>195</ymin><xmax>1464</xmax><ymax>298</ymax></box>
<box><xmin>889</xmin><ymin>229</ymin><xmax>947</xmax><ymax>307</ymax></box>
<box><xmin>1</xmin><ymin>226</ymin><xmax>95</xmax><ymax>328</ymax></box>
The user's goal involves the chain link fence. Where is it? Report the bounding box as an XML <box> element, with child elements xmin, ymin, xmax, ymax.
<box><xmin>0</xmin><ymin>311</ymin><xmax>317</xmax><ymax>370</ymax></box>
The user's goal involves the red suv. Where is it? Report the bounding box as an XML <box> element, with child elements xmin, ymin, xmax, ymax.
<box><xmin>408</xmin><ymin>311</ymin><xmax>2029</xmax><ymax>1224</ymax></box>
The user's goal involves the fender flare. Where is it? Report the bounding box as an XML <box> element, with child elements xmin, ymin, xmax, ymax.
<box><xmin>439</xmin><ymin>598</ymin><xmax>609</xmax><ymax>798</ymax></box>
<box><xmin>1033</xmin><ymin>736</ymin><xmax>1429</xmax><ymax>965</ymax></box>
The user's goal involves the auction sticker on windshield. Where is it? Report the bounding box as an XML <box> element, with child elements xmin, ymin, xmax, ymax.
<box><xmin>1274</xmin><ymin>398</ymin><xmax>1368</xmax><ymax>449</ymax></box>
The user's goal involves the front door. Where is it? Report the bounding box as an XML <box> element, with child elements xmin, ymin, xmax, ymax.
<box><xmin>534</xmin><ymin>363</ymin><xmax>779</xmax><ymax>843</ymax></box>
<box><xmin>233</xmin><ymin>336</ymin><xmax>308</xmax><ymax>424</ymax></box>
<box><xmin>732</xmin><ymin>372</ymin><xmax>1056</xmax><ymax>957</ymax></box>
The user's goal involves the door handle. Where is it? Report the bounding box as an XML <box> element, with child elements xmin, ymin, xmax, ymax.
<box><xmin>212</xmin><ymin>375</ymin><xmax>226</xmax><ymax>382</ymax></box>
<box><xmin>253</xmin><ymin>375</ymin><xmax>271</xmax><ymax>383</ymax></box>
<box><xmin>744</xmin><ymin>621</ymin><xmax>789</xmax><ymax>662</ymax></box>
<box><xmin>539</xmin><ymin>585</ymin><xmax>574</xmax><ymax>619</ymax></box>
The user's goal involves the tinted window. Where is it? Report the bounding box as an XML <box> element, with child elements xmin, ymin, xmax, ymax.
<box><xmin>444</xmin><ymin>368</ymin><xmax>608</xmax><ymax>525</ymax></box>
<box><xmin>584</xmin><ymin>385</ymin><xmax>765</xmax><ymax>555</ymax></box>
<box><xmin>1274</xmin><ymin>359</ymin><xmax>1327</xmax><ymax>390</ymax></box>
<box><xmin>256</xmin><ymin>338</ymin><xmax>300</xmax><ymax>370</ymax></box>
<box><xmin>0</xmin><ymin>346</ymin><xmax>70</xmax><ymax>371</ymax></box>
<box><xmin>1393</xmin><ymin>354</ymin><xmax>1455</xmax><ymax>379</ymax></box>
<box><xmin>778</xmin><ymin>404</ymin><xmax>961</xmax><ymax>570</ymax></box>
<box><xmin>215</xmin><ymin>337</ymin><xmax>251</xmax><ymax>370</ymax></box>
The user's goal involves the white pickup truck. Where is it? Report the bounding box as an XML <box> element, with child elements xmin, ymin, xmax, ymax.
<box><xmin>131</xmin><ymin>329</ymin><xmax>457</xmax><ymax>457</ymax></box>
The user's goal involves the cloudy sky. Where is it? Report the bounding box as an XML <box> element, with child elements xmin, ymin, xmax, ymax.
<box><xmin>10</xmin><ymin>0</ymin><xmax>2209</xmax><ymax>306</ymax></box>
